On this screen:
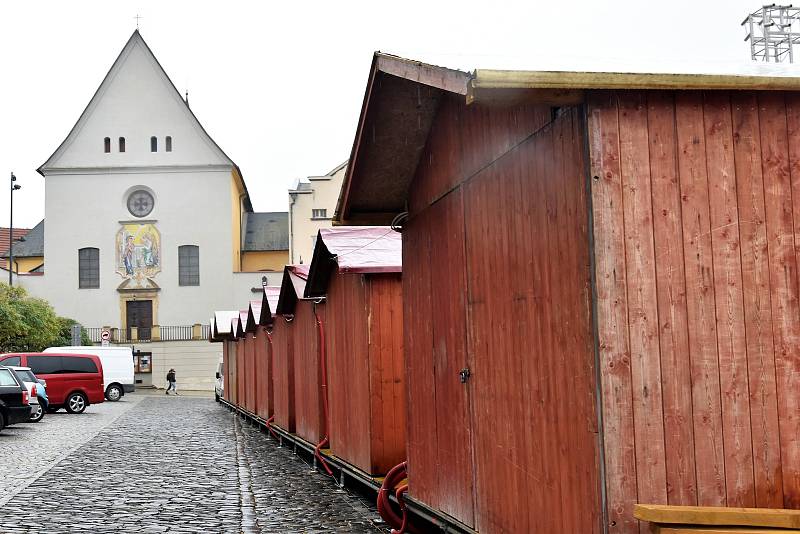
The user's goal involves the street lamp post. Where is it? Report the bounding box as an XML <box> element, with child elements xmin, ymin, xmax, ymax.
<box><xmin>9</xmin><ymin>172</ymin><xmax>21</xmax><ymax>286</ymax></box>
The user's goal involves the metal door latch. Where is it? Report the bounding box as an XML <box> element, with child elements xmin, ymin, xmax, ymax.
<box><xmin>459</xmin><ymin>368</ymin><xmax>471</xmax><ymax>383</ymax></box>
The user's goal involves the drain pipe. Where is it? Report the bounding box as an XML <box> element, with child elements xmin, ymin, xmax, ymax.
<box><xmin>313</xmin><ymin>300</ymin><xmax>333</xmax><ymax>476</ymax></box>
<box><xmin>392</xmin><ymin>484</ymin><xmax>410</xmax><ymax>534</ymax></box>
<box><xmin>264</xmin><ymin>330</ymin><xmax>278</xmax><ymax>440</ymax></box>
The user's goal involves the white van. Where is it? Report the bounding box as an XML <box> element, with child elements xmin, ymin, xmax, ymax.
<box><xmin>44</xmin><ymin>346</ymin><xmax>135</xmax><ymax>401</ymax></box>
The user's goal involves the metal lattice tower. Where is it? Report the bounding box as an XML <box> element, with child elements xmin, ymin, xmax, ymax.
<box><xmin>743</xmin><ymin>5</ymin><xmax>800</xmax><ymax>62</ymax></box>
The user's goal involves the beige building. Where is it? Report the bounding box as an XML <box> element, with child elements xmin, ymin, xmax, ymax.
<box><xmin>288</xmin><ymin>161</ymin><xmax>346</xmax><ymax>264</ymax></box>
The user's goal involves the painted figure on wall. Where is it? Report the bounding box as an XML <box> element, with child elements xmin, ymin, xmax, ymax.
<box><xmin>116</xmin><ymin>223</ymin><xmax>161</xmax><ymax>288</ymax></box>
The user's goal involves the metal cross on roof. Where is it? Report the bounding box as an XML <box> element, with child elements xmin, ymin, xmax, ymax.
<box><xmin>134</xmin><ymin>14</ymin><xmax>143</xmax><ymax>30</ymax></box>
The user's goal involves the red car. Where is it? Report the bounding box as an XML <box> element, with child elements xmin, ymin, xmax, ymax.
<box><xmin>0</xmin><ymin>353</ymin><xmax>104</xmax><ymax>414</ymax></box>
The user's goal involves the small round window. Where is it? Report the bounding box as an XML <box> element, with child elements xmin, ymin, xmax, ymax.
<box><xmin>127</xmin><ymin>189</ymin><xmax>154</xmax><ymax>218</ymax></box>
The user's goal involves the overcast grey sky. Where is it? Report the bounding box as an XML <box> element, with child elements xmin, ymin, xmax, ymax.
<box><xmin>0</xmin><ymin>0</ymin><xmax>790</xmax><ymax>228</ymax></box>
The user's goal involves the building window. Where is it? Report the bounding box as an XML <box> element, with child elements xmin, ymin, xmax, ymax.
<box><xmin>104</xmin><ymin>137</ymin><xmax>111</xmax><ymax>153</ymax></box>
<box><xmin>312</xmin><ymin>208</ymin><xmax>327</xmax><ymax>219</ymax></box>
<box><xmin>178</xmin><ymin>245</ymin><xmax>199</xmax><ymax>286</ymax></box>
<box><xmin>119</xmin><ymin>137</ymin><xmax>126</xmax><ymax>152</ymax></box>
<box><xmin>78</xmin><ymin>248</ymin><xmax>100</xmax><ymax>289</ymax></box>
<box><xmin>165</xmin><ymin>136</ymin><xmax>172</xmax><ymax>152</ymax></box>
<box><xmin>151</xmin><ymin>136</ymin><xmax>158</xmax><ymax>152</ymax></box>
<box><xmin>127</xmin><ymin>189</ymin><xmax>154</xmax><ymax>218</ymax></box>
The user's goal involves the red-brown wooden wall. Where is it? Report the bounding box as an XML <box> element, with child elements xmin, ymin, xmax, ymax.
<box><xmin>272</xmin><ymin>318</ymin><xmax>295</xmax><ymax>432</ymax></box>
<box><xmin>229</xmin><ymin>340</ymin><xmax>239</xmax><ymax>407</ymax></box>
<box><xmin>255</xmin><ymin>325</ymin><xmax>273</xmax><ymax>421</ymax></box>
<box><xmin>404</xmin><ymin>97</ymin><xmax>601</xmax><ymax>532</ymax></box>
<box><xmin>293</xmin><ymin>301</ymin><xmax>325</xmax><ymax>445</ymax></box>
<box><xmin>325</xmin><ymin>272</ymin><xmax>405</xmax><ymax>476</ymax></box>
<box><xmin>236</xmin><ymin>338</ymin><xmax>246</xmax><ymax>411</ymax></box>
<box><xmin>588</xmin><ymin>90</ymin><xmax>800</xmax><ymax>533</ymax></box>
<box><xmin>222</xmin><ymin>341</ymin><xmax>230</xmax><ymax>402</ymax></box>
<box><xmin>243</xmin><ymin>333</ymin><xmax>256</xmax><ymax>414</ymax></box>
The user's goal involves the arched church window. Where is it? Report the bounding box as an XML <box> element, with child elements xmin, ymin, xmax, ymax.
<box><xmin>104</xmin><ymin>137</ymin><xmax>111</xmax><ymax>153</ymax></box>
<box><xmin>178</xmin><ymin>245</ymin><xmax>200</xmax><ymax>286</ymax></box>
<box><xmin>119</xmin><ymin>137</ymin><xmax>126</xmax><ymax>153</ymax></box>
<box><xmin>165</xmin><ymin>136</ymin><xmax>172</xmax><ymax>152</ymax></box>
<box><xmin>78</xmin><ymin>247</ymin><xmax>100</xmax><ymax>289</ymax></box>
<box><xmin>151</xmin><ymin>136</ymin><xmax>158</xmax><ymax>152</ymax></box>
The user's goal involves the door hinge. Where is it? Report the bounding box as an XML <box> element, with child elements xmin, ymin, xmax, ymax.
<box><xmin>459</xmin><ymin>368</ymin><xmax>471</xmax><ymax>384</ymax></box>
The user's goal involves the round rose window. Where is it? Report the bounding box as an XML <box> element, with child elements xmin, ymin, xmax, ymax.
<box><xmin>127</xmin><ymin>189</ymin><xmax>154</xmax><ymax>218</ymax></box>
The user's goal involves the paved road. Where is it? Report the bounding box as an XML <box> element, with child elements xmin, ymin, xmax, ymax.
<box><xmin>0</xmin><ymin>395</ymin><xmax>387</xmax><ymax>533</ymax></box>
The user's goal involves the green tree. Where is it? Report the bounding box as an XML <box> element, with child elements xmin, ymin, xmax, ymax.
<box><xmin>0</xmin><ymin>283</ymin><xmax>90</xmax><ymax>352</ymax></box>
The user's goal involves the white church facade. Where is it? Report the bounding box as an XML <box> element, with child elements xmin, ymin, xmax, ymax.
<box><xmin>13</xmin><ymin>30</ymin><xmax>288</xmax><ymax>390</ymax></box>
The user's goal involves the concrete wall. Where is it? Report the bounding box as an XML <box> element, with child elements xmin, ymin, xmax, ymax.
<box><xmin>289</xmin><ymin>163</ymin><xmax>346</xmax><ymax>264</ymax></box>
<box><xmin>140</xmin><ymin>340</ymin><xmax>222</xmax><ymax>391</ymax></box>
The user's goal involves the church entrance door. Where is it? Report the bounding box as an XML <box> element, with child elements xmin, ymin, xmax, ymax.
<box><xmin>126</xmin><ymin>300</ymin><xmax>153</xmax><ymax>341</ymax></box>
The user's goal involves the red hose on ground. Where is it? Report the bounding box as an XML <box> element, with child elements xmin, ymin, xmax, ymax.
<box><xmin>264</xmin><ymin>331</ymin><xmax>279</xmax><ymax>440</ymax></box>
<box><xmin>313</xmin><ymin>306</ymin><xmax>333</xmax><ymax>476</ymax></box>
<box><xmin>377</xmin><ymin>462</ymin><xmax>406</xmax><ymax>530</ymax></box>
<box><xmin>391</xmin><ymin>484</ymin><xmax>410</xmax><ymax>534</ymax></box>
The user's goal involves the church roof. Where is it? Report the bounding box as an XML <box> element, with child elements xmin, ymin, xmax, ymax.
<box><xmin>242</xmin><ymin>212</ymin><xmax>289</xmax><ymax>252</ymax></box>
<box><xmin>3</xmin><ymin>220</ymin><xmax>43</xmax><ymax>258</ymax></box>
<box><xmin>0</xmin><ymin>227</ymin><xmax>30</xmax><ymax>257</ymax></box>
<box><xmin>38</xmin><ymin>30</ymin><xmax>253</xmax><ymax>212</ymax></box>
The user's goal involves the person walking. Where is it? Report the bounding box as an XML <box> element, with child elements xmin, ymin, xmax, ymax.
<box><xmin>166</xmin><ymin>368</ymin><xmax>178</xmax><ymax>395</ymax></box>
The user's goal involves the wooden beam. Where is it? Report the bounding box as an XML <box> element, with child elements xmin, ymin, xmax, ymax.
<box><xmin>472</xmin><ymin>69</ymin><xmax>800</xmax><ymax>91</ymax></box>
<box><xmin>634</xmin><ymin>504</ymin><xmax>800</xmax><ymax>528</ymax></box>
<box><xmin>652</xmin><ymin>528</ymin><xmax>800</xmax><ymax>534</ymax></box>
<box><xmin>466</xmin><ymin>86</ymin><xmax>584</xmax><ymax>106</ymax></box>
<box><xmin>377</xmin><ymin>54</ymin><xmax>469</xmax><ymax>95</ymax></box>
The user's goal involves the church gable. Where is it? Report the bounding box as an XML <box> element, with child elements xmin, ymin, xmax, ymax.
<box><xmin>40</xmin><ymin>30</ymin><xmax>232</xmax><ymax>173</ymax></box>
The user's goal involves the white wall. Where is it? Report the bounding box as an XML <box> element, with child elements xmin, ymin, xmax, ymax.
<box><xmin>145</xmin><ymin>340</ymin><xmax>222</xmax><ymax>391</ymax></box>
<box><xmin>41</xmin><ymin>169</ymin><xmax>237</xmax><ymax>327</ymax></box>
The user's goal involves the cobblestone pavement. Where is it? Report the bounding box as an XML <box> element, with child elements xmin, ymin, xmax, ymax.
<box><xmin>0</xmin><ymin>394</ymin><xmax>142</xmax><ymax>506</ymax></box>
<box><xmin>1</xmin><ymin>396</ymin><xmax>387</xmax><ymax>533</ymax></box>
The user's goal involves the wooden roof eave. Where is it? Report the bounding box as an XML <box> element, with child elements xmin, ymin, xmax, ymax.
<box><xmin>467</xmin><ymin>69</ymin><xmax>800</xmax><ymax>105</ymax></box>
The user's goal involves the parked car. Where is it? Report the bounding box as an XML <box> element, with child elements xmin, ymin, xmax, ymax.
<box><xmin>0</xmin><ymin>366</ymin><xmax>32</xmax><ymax>432</ymax></box>
<box><xmin>215</xmin><ymin>360</ymin><xmax>224</xmax><ymax>402</ymax></box>
<box><xmin>0</xmin><ymin>353</ymin><xmax>104</xmax><ymax>414</ymax></box>
<box><xmin>45</xmin><ymin>346</ymin><xmax>134</xmax><ymax>401</ymax></box>
<box><xmin>7</xmin><ymin>366</ymin><xmax>45</xmax><ymax>423</ymax></box>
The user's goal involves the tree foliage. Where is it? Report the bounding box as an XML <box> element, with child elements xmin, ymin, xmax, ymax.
<box><xmin>0</xmin><ymin>283</ymin><xmax>91</xmax><ymax>352</ymax></box>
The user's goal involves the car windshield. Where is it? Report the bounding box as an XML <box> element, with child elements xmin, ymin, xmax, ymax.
<box><xmin>16</xmin><ymin>370</ymin><xmax>37</xmax><ymax>383</ymax></box>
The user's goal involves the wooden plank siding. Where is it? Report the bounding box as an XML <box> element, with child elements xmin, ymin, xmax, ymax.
<box><xmin>293</xmin><ymin>301</ymin><xmax>325</xmax><ymax>445</ymax></box>
<box><xmin>222</xmin><ymin>341</ymin><xmax>230</xmax><ymax>402</ymax></box>
<box><xmin>588</xmin><ymin>90</ymin><xmax>800</xmax><ymax>531</ymax></box>
<box><xmin>405</xmin><ymin>100</ymin><xmax>601</xmax><ymax>532</ymax></box>
<box><xmin>235</xmin><ymin>338</ymin><xmax>245</xmax><ymax>410</ymax></box>
<box><xmin>325</xmin><ymin>272</ymin><xmax>406</xmax><ymax>475</ymax></box>
<box><xmin>271</xmin><ymin>318</ymin><xmax>295</xmax><ymax>432</ymax></box>
<box><xmin>254</xmin><ymin>325</ymin><xmax>273</xmax><ymax>421</ymax></box>
<box><xmin>244</xmin><ymin>333</ymin><xmax>256</xmax><ymax>414</ymax></box>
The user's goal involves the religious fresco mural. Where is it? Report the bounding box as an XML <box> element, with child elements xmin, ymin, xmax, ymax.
<box><xmin>116</xmin><ymin>223</ymin><xmax>161</xmax><ymax>288</ymax></box>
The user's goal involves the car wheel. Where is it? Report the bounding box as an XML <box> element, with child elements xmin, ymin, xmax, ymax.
<box><xmin>65</xmin><ymin>393</ymin><xmax>88</xmax><ymax>414</ymax></box>
<box><xmin>30</xmin><ymin>404</ymin><xmax>44</xmax><ymax>423</ymax></box>
<box><xmin>106</xmin><ymin>384</ymin><xmax>123</xmax><ymax>402</ymax></box>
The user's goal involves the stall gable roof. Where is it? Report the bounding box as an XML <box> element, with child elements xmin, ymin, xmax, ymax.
<box><xmin>246</xmin><ymin>300</ymin><xmax>262</xmax><ymax>333</ymax></box>
<box><xmin>275</xmin><ymin>264</ymin><xmax>310</xmax><ymax>315</ymax></box>
<box><xmin>259</xmin><ymin>285</ymin><xmax>281</xmax><ymax>325</ymax></box>
<box><xmin>305</xmin><ymin>227</ymin><xmax>402</xmax><ymax>297</ymax></box>
<box><xmin>335</xmin><ymin>52</ymin><xmax>800</xmax><ymax>225</ymax></box>
<box><xmin>213</xmin><ymin>310</ymin><xmax>239</xmax><ymax>339</ymax></box>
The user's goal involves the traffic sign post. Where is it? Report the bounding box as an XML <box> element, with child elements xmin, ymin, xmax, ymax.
<box><xmin>101</xmin><ymin>329</ymin><xmax>111</xmax><ymax>347</ymax></box>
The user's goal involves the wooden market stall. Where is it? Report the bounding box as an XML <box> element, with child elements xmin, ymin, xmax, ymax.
<box><xmin>211</xmin><ymin>310</ymin><xmax>239</xmax><ymax>404</ymax></box>
<box><xmin>304</xmin><ymin>226</ymin><xmax>405</xmax><ymax>476</ymax></box>
<box><xmin>274</xmin><ymin>264</ymin><xmax>326</xmax><ymax>446</ymax></box>
<box><xmin>335</xmin><ymin>53</ymin><xmax>800</xmax><ymax>533</ymax></box>
<box><xmin>271</xmin><ymin>265</ymin><xmax>309</xmax><ymax>434</ymax></box>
